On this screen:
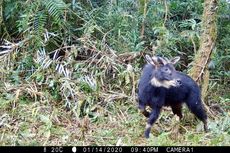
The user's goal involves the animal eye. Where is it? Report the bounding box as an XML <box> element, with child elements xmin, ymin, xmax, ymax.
<box><xmin>165</xmin><ymin>68</ymin><xmax>169</xmax><ymax>72</ymax></box>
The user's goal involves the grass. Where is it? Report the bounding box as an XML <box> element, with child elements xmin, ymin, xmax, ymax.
<box><xmin>0</xmin><ymin>49</ymin><xmax>229</xmax><ymax>146</ymax></box>
<box><xmin>0</xmin><ymin>0</ymin><xmax>229</xmax><ymax>147</ymax></box>
<box><xmin>0</xmin><ymin>90</ymin><xmax>229</xmax><ymax>146</ymax></box>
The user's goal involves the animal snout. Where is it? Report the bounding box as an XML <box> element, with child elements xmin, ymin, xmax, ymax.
<box><xmin>176</xmin><ymin>79</ymin><xmax>182</xmax><ymax>86</ymax></box>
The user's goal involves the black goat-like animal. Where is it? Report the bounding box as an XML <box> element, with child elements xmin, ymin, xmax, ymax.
<box><xmin>138</xmin><ymin>55</ymin><xmax>208</xmax><ymax>138</ymax></box>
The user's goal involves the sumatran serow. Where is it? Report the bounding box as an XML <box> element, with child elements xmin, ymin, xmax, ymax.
<box><xmin>137</xmin><ymin>55</ymin><xmax>208</xmax><ymax>138</ymax></box>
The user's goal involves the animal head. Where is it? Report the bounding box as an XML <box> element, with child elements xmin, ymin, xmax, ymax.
<box><xmin>145</xmin><ymin>55</ymin><xmax>181</xmax><ymax>88</ymax></box>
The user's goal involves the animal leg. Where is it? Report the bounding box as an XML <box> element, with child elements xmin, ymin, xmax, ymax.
<box><xmin>144</xmin><ymin>106</ymin><xmax>161</xmax><ymax>138</ymax></box>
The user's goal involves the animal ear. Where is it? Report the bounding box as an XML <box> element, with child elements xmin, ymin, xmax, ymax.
<box><xmin>157</xmin><ymin>57</ymin><xmax>168</xmax><ymax>65</ymax></box>
<box><xmin>145</xmin><ymin>55</ymin><xmax>159</xmax><ymax>67</ymax></box>
<box><xmin>151</xmin><ymin>56</ymin><xmax>160</xmax><ymax>67</ymax></box>
<box><xmin>170</xmin><ymin>56</ymin><xmax>180</xmax><ymax>65</ymax></box>
<box><xmin>145</xmin><ymin>55</ymin><xmax>153</xmax><ymax>64</ymax></box>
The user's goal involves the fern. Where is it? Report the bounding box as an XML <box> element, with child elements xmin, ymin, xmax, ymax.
<box><xmin>34</xmin><ymin>11</ymin><xmax>48</xmax><ymax>34</ymax></box>
<box><xmin>45</xmin><ymin>0</ymin><xmax>67</xmax><ymax>24</ymax></box>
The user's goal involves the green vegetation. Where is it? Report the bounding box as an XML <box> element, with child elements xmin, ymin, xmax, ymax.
<box><xmin>0</xmin><ymin>0</ymin><xmax>229</xmax><ymax>146</ymax></box>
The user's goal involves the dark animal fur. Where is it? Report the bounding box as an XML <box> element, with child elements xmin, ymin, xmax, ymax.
<box><xmin>138</xmin><ymin>59</ymin><xmax>208</xmax><ymax>138</ymax></box>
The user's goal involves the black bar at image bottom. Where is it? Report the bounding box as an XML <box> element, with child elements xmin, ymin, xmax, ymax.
<box><xmin>0</xmin><ymin>146</ymin><xmax>229</xmax><ymax>153</ymax></box>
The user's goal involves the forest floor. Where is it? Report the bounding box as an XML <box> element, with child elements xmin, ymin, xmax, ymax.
<box><xmin>0</xmin><ymin>84</ymin><xmax>229</xmax><ymax>146</ymax></box>
<box><xmin>1</xmin><ymin>0</ymin><xmax>230</xmax><ymax>147</ymax></box>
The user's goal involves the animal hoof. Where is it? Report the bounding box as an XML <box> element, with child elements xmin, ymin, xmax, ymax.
<box><xmin>144</xmin><ymin>128</ymin><xmax>151</xmax><ymax>138</ymax></box>
<box><xmin>204</xmin><ymin>122</ymin><xmax>209</xmax><ymax>132</ymax></box>
<box><xmin>144</xmin><ymin>133</ymin><xmax>150</xmax><ymax>138</ymax></box>
<box><xmin>204</xmin><ymin>127</ymin><xmax>210</xmax><ymax>133</ymax></box>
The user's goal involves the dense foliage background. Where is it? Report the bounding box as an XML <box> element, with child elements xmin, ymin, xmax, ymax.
<box><xmin>0</xmin><ymin>0</ymin><xmax>229</xmax><ymax>145</ymax></box>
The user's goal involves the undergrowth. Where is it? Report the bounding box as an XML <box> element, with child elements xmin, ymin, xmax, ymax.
<box><xmin>0</xmin><ymin>0</ymin><xmax>229</xmax><ymax>146</ymax></box>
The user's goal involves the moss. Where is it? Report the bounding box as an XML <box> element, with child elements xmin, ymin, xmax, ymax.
<box><xmin>189</xmin><ymin>0</ymin><xmax>218</xmax><ymax>93</ymax></box>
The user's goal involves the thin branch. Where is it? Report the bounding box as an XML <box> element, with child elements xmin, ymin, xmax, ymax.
<box><xmin>163</xmin><ymin>0</ymin><xmax>168</xmax><ymax>27</ymax></box>
<box><xmin>140</xmin><ymin>0</ymin><xmax>147</xmax><ymax>39</ymax></box>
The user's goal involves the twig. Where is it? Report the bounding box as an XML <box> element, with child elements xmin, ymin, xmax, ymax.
<box><xmin>195</xmin><ymin>42</ymin><xmax>215</xmax><ymax>82</ymax></box>
<box><xmin>140</xmin><ymin>0</ymin><xmax>147</xmax><ymax>39</ymax></box>
<box><xmin>163</xmin><ymin>0</ymin><xmax>168</xmax><ymax>27</ymax></box>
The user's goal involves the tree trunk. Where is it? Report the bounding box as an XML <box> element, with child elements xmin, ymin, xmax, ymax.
<box><xmin>189</xmin><ymin>0</ymin><xmax>219</xmax><ymax>119</ymax></box>
<box><xmin>139</xmin><ymin>0</ymin><xmax>149</xmax><ymax>39</ymax></box>
<box><xmin>189</xmin><ymin>0</ymin><xmax>218</xmax><ymax>98</ymax></box>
